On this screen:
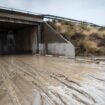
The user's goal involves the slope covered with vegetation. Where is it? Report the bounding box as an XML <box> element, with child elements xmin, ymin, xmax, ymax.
<box><xmin>47</xmin><ymin>20</ymin><xmax>105</xmax><ymax>56</ymax></box>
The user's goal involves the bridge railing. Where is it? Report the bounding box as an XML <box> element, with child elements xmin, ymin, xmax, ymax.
<box><xmin>0</xmin><ymin>6</ymin><xmax>101</xmax><ymax>27</ymax></box>
<box><xmin>43</xmin><ymin>15</ymin><xmax>101</xmax><ymax>27</ymax></box>
<box><xmin>0</xmin><ymin>6</ymin><xmax>43</xmax><ymax>16</ymax></box>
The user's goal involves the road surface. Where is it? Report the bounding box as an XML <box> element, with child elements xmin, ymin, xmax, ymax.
<box><xmin>0</xmin><ymin>55</ymin><xmax>105</xmax><ymax>105</ymax></box>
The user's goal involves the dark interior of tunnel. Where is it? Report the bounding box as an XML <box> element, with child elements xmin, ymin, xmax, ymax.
<box><xmin>0</xmin><ymin>22</ymin><xmax>37</xmax><ymax>55</ymax></box>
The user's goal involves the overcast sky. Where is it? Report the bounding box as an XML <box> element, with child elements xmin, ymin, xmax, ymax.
<box><xmin>0</xmin><ymin>0</ymin><xmax>105</xmax><ymax>26</ymax></box>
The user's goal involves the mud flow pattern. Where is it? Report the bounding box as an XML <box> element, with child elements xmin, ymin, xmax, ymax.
<box><xmin>0</xmin><ymin>55</ymin><xmax>105</xmax><ymax>105</ymax></box>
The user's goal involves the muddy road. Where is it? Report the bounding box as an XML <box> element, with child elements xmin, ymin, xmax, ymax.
<box><xmin>0</xmin><ymin>55</ymin><xmax>105</xmax><ymax>105</ymax></box>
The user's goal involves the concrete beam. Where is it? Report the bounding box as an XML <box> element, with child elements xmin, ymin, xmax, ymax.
<box><xmin>0</xmin><ymin>17</ymin><xmax>38</xmax><ymax>25</ymax></box>
<box><xmin>0</xmin><ymin>12</ymin><xmax>43</xmax><ymax>23</ymax></box>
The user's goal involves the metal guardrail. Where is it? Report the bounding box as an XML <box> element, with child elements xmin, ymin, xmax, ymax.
<box><xmin>43</xmin><ymin>14</ymin><xmax>101</xmax><ymax>27</ymax></box>
<box><xmin>0</xmin><ymin>6</ymin><xmax>101</xmax><ymax>27</ymax></box>
<box><xmin>0</xmin><ymin>6</ymin><xmax>43</xmax><ymax>16</ymax></box>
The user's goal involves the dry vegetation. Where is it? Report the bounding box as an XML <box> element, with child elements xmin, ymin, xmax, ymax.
<box><xmin>47</xmin><ymin>20</ymin><xmax>105</xmax><ymax>56</ymax></box>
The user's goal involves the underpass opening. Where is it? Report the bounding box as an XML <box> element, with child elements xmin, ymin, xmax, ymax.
<box><xmin>0</xmin><ymin>22</ymin><xmax>38</xmax><ymax>55</ymax></box>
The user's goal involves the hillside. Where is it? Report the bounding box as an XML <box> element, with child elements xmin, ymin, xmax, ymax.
<box><xmin>47</xmin><ymin>20</ymin><xmax>105</xmax><ymax>56</ymax></box>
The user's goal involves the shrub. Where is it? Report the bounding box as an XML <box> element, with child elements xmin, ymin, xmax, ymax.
<box><xmin>98</xmin><ymin>26</ymin><xmax>105</xmax><ymax>31</ymax></box>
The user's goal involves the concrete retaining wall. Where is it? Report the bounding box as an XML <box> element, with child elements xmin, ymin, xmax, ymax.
<box><xmin>47</xmin><ymin>43</ymin><xmax>75</xmax><ymax>57</ymax></box>
<box><xmin>41</xmin><ymin>22</ymin><xmax>75</xmax><ymax>58</ymax></box>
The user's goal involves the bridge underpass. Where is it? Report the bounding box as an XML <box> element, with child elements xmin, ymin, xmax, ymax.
<box><xmin>0</xmin><ymin>8</ymin><xmax>43</xmax><ymax>55</ymax></box>
<box><xmin>0</xmin><ymin>7</ymin><xmax>75</xmax><ymax>58</ymax></box>
<box><xmin>0</xmin><ymin>22</ymin><xmax>39</xmax><ymax>55</ymax></box>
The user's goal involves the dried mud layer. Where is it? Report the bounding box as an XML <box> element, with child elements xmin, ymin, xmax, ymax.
<box><xmin>0</xmin><ymin>55</ymin><xmax>105</xmax><ymax>105</ymax></box>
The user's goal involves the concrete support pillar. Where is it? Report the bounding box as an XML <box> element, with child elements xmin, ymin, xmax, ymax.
<box><xmin>36</xmin><ymin>25</ymin><xmax>41</xmax><ymax>54</ymax></box>
<box><xmin>32</xmin><ymin>30</ymin><xmax>37</xmax><ymax>54</ymax></box>
<box><xmin>30</xmin><ymin>27</ymin><xmax>38</xmax><ymax>54</ymax></box>
<box><xmin>38</xmin><ymin>24</ymin><xmax>45</xmax><ymax>54</ymax></box>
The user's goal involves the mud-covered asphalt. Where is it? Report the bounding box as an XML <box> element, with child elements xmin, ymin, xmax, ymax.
<box><xmin>0</xmin><ymin>55</ymin><xmax>105</xmax><ymax>105</ymax></box>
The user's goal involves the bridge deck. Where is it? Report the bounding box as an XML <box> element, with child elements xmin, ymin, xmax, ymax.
<box><xmin>0</xmin><ymin>55</ymin><xmax>105</xmax><ymax>105</ymax></box>
<box><xmin>0</xmin><ymin>8</ymin><xmax>43</xmax><ymax>24</ymax></box>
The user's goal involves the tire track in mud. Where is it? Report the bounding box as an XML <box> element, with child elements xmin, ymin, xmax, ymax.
<box><xmin>16</xmin><ymin>59</ymin><xmax>97</xmax><ymax>105</ymax></box>
<box><xmin>3</xmin><ymin>58</ymin><xmax>79</xmax><ymax>105</ymax></box>
<box><xmin>32</xmin><ymin>81</ymin><xmax>61</xmax><ymax>105</ymax></box>
<box><xmin>49</xmin><ymin>74</ymin><xmax>96</xmax><ymax>105</ymax></box>
<box><xmin>15</xmin><ymin>58</ymin><xmax>81</xmax><ymax>87</ymax></box>
<box><xmin>72</xmin><ymin>94</ymin><xmax>90</xmax><ymax>105</ymax></box>
<box><xmin>0</xmin><ymin>68</ymin><xmax>14</xmax><ymax>105</ymax></box>
<box><xmin>1</xmin><ymin>58</ymin><xmax>66</xmax><ymax>105</ymax></box>
<box><xmin>51</xmin><ymin>73</ymin><xmax>81</xmax><ymax>86</ymax></box>
<box><xmin>1</xmin><ymin>57</ymin><xmax>103</xmax><ymax>105</ymax></box>
<box><xmin>0</xmin><ymin>59</ymin><xmax>39</xmax><ymax>105</ymax></box>
<box><xmin>0</xmin><ymin>62</ymin><xmax>22</xmax><ymax>105</ymax></box>
<box><xmin>49</xmin><ymin>90</ymin><xmax>67</xmax><ymax>105</ymax></box>
<box><xmin>0</xmin><ymin>60</ymin><xmax>48</xmax><ymax>105</ymax></box>
<box><xmin>14</xmin><ymin>58</ymin><xmax>97</xmax><ymax>105</ymax></box>
<box><xmin>89</xmin><ymin>74</ymin><xmax>105</xmax><ymax>82</ymax></box>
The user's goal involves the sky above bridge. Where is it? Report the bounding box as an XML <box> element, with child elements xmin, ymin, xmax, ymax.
<box><xmin>0</xmin><ymin>0</ymin><xmax>105</xmax><ymax>26</ymax></box>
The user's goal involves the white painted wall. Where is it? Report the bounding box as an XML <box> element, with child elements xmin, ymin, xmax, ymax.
<box><xmin>47</xmin><ymin>43</ymin><xmax>75</xmax><ymax>58</ymax></box>
<box><xmin>39</xmin><ymin>42</ymin><xmax>75</xmax><ymax>58</ymax></box>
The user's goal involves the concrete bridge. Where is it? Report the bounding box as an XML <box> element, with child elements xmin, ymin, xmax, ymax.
<box><xmin>0</xmin><ymin>7</ymin><xmax>75</xmax><ymax>58</ymax></box>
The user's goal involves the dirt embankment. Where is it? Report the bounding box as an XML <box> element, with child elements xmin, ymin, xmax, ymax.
<box><xmin>47</xmin><ymin>20</ymin><xmax>105</xmax><ymax>56</ymax></box>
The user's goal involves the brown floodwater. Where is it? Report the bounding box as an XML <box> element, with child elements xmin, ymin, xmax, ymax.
<box><xmin>0</xmin><ymin>55</ymin><xmax>105</xmax><ymax>105</ymax></box>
